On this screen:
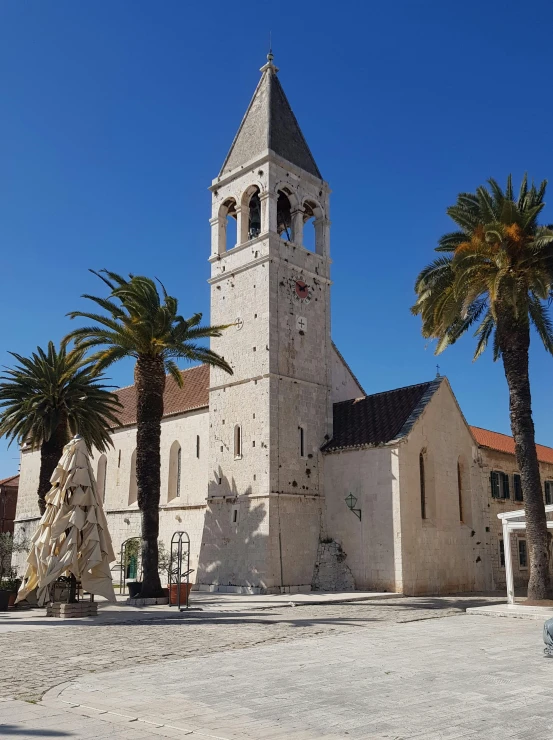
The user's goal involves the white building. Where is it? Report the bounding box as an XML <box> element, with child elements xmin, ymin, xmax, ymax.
<box><xmin>15</xmin><ymin>55</ymin><xmax>547</xmax><ymax>596</ymax></box>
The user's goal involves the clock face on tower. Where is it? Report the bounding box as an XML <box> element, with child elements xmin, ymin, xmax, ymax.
<box><xmin>294</xmin><ymin>279</ymin><xmax>312</xmax><ymax>304</ymax></box>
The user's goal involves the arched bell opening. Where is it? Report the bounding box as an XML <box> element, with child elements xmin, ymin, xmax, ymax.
<box><xmin>217</xmin><ymin>198</ymin><xmax>237</xmax><ymax>254</ymax></box>
<box><xmin>277</xmin><ymin>189</ymin><xmax>292</xmax><ymax>241</ymax></box>
<box><xmin>241</xmin><ymin>185</ymin><xmax>262</xmax><ymax>242</ymax></box>
<box><xmin>303</xmin><ymin>199</ymin><xmax>324</xmax><ymax>254</ymax></box>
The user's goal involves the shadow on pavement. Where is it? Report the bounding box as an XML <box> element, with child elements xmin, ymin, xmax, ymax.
<box><xmin>0</xmin><ymin>727</ymin><xmax>73</xmax><ymax>736</ymax></box>
<box><xmin>0</xmin><ymin>594</ymin><xmax>507</xmax><ymax>632</ymax></box>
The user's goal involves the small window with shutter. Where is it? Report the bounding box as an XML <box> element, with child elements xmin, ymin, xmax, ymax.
<box><xmin>513</xmin><ymin>474</ymin><xmax>523</xmax><ymax>502</ymax></box>
<box><xmin>491</xmin><ymin>471</ymin><xmax>510</xmax><ymax>499</ymax></box>
<box><xmin>518</xmin><ymin>539</ymin><xmax>528</xmax><ymax>568</ymax></box>
<box><xmin>490</xmin><ymin>471</ymin><xmax>501</xmax><ymax>498</ymax></box>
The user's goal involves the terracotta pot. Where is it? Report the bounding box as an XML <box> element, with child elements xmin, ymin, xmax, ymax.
<box><xmin>168</xmin><ymin>583</ymin><xmax>192</xmax><ymax>605</ymax></box>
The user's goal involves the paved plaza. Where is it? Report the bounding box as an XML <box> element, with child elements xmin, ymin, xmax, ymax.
<box><xmin>0</xmin><ymin>596</ymin><xmax>552</xmax><ymax>739</ymax></box>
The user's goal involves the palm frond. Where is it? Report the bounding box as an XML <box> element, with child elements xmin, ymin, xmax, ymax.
<box><xmin>414</xmin><ymin>174</ymin><xmax>551</xmax><ymax>365</ymax></box>
<box><xmin>0</xmin><ymin>342</ymin><xmax>122</xmax><ymax>452</ymax></box>
<box><xmin>528</xmin><ymin>293</ymin><xmax>553</xmax><ymax>354</ymax></box>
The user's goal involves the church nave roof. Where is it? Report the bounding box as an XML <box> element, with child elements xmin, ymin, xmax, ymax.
<box><xmin>322</xmin><ymin>378</ymin><xmax>443</xmax><ymax>453</ymax></box>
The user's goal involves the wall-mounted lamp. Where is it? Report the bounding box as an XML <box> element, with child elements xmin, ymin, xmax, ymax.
<box><xmin>345</xmin><ymin>493</ymin><xmax>361</xmax><ymax>521</ymax></box>
<box><xmin>176</xmin><ymin>515</ymin><xmax>182</xmax><ymax>523</ymax></box>
<box><xmin>123</xmin><ymin>517</ymin><xmax>130</xmax><ymax>525</ymax></box>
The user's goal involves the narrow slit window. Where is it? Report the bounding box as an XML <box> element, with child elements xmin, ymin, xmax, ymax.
<box><xmin>196</xmin><ymin>435</ymin><xmax>200</xmax><ymax>459</ymax></box>
<box><xmin>128</xmin><ymin>449</ymin><xmax>137</xmax><ymax>505</ymax></box>
<box><xmin>234</xmin><ymin>424</ymin><xmax>242</xmax><ymax>459</ymax></box>
<box><xmin>168</xmin><ymin>441</ymin><xmax>182</xmax><ymax>501</ymax></box>
<box><xmin>300</xmin><ymin>427</ymin><xmax>305</xmax><ymax>458</ymax></box>
<box><xmin>176</xmin><ymin>447</ymin><xmax>182</xmax><ymax>498</ymax></box>
<box><xmin>545</xmin><ymin>480</ymin><xmax>553</xmax><ymax>505</ymax></box>
<box><xmin>419</xmin><ymin>452</ymin><xmax>426</xmax><ymax>520</ymax></box>
<box><xmin>499</xmin><ymin>539</ymin><xmax>505</xmax><ymax>568</ymax></box>
<box><xmin>102</xmin><ymin>463</ymin><xmax>107</xmax><ymax>502</ymax></box>
<box><xmin>97</xmin><ymin>455</ymin><xmax>107</xmax><ymax>504</ymax></box>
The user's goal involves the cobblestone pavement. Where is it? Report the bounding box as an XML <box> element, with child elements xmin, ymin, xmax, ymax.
<box><xmin>1</xmin><ymin>596</ymin><xmax>498</xmax><ymax>703</ymax></box>
<box><xmin>44</xmin><ymin>611</ymin><xmax>551</xmax><ymax>739</ymax></box>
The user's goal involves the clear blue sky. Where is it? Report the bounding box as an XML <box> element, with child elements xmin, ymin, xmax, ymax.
<box><xmin>1</xmin><ymin>0</ymin><xmax>552</xmax><ymax>478</ymax></box>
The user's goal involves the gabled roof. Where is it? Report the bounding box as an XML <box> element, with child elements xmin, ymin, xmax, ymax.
<box><xmin>322</xmin><ymin>378</ymin><xmax>443</xmax><ymax>453</ymax></box>
<box><xmin>0</xmin><ymin>474</ymin><xmax>19</xmax><ymax>488</ymax></box>
<box><xmin>470</xmin><ymin>426</ymin><xmax>553</xmax><ymax>465</ymax></box>
<box><xmin>112</xmin><ymin>365</ymin><xmax>209</xmax><ymax>429</ymax></box>
<box><xmin>219</xmin><ymin>57</ymin><xmax>321</xmax><ymax>179</ymax></box>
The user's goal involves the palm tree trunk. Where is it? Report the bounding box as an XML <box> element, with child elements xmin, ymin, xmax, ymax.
<box><xmin>135</xmin><ymin>355</ymin><xmax>165</xmax><ymax>598</ymax></box>
<box><xmin>498</xmin><ymin>316</ymin><xmax>552</xmax><ymax>601</ymax></box>
<box><xmin>37</xmin><ymin>420</ymin><xmax>68</xmax><ymax>516</ymax></box>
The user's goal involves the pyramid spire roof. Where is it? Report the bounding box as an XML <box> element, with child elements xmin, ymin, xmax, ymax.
<box><xmin>219</xmin><ymin>53</ymin><xmax>322</xmax><ymax>179</ymax></box>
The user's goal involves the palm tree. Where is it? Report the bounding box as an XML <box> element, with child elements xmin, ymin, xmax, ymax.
<box><xmin>65</xmin><ymin>270</ymin><xmax>232</xmax><ymax>598</ymax></box>
<box><xmin>0</xmin><ymin>341</ymin><xmax>122</xmax><ymax>515</ymax></box>
<box><xmin>412</xmin><ymin>175</ymin><xmax>553</xmax><ymax>601</ymax></box>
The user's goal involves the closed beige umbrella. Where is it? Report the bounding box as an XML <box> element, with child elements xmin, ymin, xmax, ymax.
<box><xmin>17</xmin><ymin>435</ymin><xmax>116</xmax><ymax>606</ymax></box>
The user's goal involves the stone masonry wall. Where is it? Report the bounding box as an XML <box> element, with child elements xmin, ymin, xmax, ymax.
<box><xmin>478</xmin><ymin>447</ymin><xmax>553</xmax><ymax>591</ymax></box>
<box><xmin>200</xmin><ymin>155</ymin><xmax>333</xmax><ymax>590</ymax></box>
<box><xmin>13</xmin><ymin>408</ymin><xmax>210</xmax><ymax>583</ymax></box>
<box><xmin>312</xmin><ymin>539</ymin><xmax>355</xmax><ymax>591</ymax></box>
<box><xmin>330</xmin><ymin>345</ymin><xmax>364</xmax><ymax>403</ymax></box>
<box><xmin>324</xmin><ymin>445</ymin><xmax>399</xmax><ymax>592</ymax></box>
<box><xmin>398</xmin><ymin>382</ymin><xmax>490</xmax><ymax>595</ymax></box>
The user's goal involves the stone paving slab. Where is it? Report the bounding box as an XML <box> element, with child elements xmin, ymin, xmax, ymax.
<box><xmin>35</xmin><ymin>613</ymin><xmax>551</xmax><ymax>740</ymax></box>
<box><xmin>0</xmin><ymin>697</ymin><xmax>157</xmax><ymax>738</ymax></box>
<box><xmin>467</xmin><ymin>602</ymin><xmax>553</xmax><ymax>620</ymax></box>
<box><xmin>1</xmin><ymin>597</ymin><xmax>504</xmax><ymax>703</ymax></box>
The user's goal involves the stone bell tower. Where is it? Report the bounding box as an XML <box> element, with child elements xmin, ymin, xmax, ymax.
<box><xmin>197</xmin><ymin>53</ymin><xmax>333</xmax><ymax>593</ymax></box>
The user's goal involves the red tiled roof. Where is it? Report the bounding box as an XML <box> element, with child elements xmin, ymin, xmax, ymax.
<box><xmin>112</xmin><ymin>365</ymin><xmax>209</xmax><ymax>428</ymax></box>
<box><xmin>470</xmin><ymin>426</ymin><xmax>553</xmax><ymax>465</ymax></box>
<box><xmin>0</xmin><ymin>475</ymin><xmax>19</xmax><ymax>488</ymax></box>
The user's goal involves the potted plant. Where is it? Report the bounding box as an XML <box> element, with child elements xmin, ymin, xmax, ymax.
<box><xmin>0</xmin><ymin>533</ymin><xmax>28</xmax><ymax>611</ymax></box>
<box><xmin>1</xmin><ymin>568</ymin><xmax>22</xmax><ymax>608</ymax></box>
<box><xmin>158</xmin><ymin>541</ymin><xmax>192</xmax><ymax>606</ymax></box>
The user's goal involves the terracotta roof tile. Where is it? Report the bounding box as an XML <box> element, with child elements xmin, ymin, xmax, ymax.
<box><xmin>112</xmin><ymin>365</ymin><xmax>209</xmax><ymax>428</ymax></box>
<box><xmin>470</xmin><ymin>426</ymin><xmax>553</xmax><ymax>465</ymax></box>
<box><xmin>0</xmin><ymin>474</ymin><xmax>19</xmax><ymax>488</ymax></box>
<box><xmin>323</xmin><ymin>379</ymin><xmax>441</xmax><ymax>453</ymax></box>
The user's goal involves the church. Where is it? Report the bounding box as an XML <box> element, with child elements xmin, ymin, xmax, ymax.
<box><xmin>13</xmin><ymin>56</ymin><xmax>553</xmax><ymax>596</ymax></box>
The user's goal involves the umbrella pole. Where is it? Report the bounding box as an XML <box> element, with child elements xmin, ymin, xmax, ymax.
<box><xmin>68</xmin><ymin>574</ymin><xmax>78</xmax><ymax>603</ymax></box>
